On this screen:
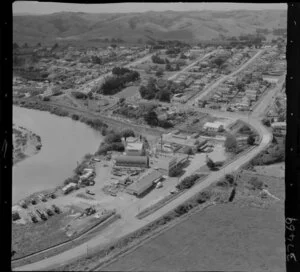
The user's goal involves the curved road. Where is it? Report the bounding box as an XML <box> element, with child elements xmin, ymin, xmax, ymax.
<box><xmin>14</xmin><ymin>49</ymin><xmax>279</xmax><ymax>272</ymax></box>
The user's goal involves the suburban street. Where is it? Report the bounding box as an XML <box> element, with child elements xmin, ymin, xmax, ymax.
<box><xmin>188</xmin><ymin>48</ymin><xmax>266</xmax><ymax>105</ymax></box>
<box><xmin>13</xmin><ymin>48</ymin><xmax>278</xmax><ymax>271</ymax></box>
<box><xmin>168</xmin><ymin>50</ymin><xmax>217</xmax><ymax>81</ymax></box>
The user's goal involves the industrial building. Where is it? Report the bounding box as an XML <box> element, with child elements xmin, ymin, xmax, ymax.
<box><xmin>115</xmin><ymin>155</ymin><xmax>149</xmax><ymax>168</ymax></box>
<box><xmin>126</xmin><ymin>170</ymin><xmax>163</xmax><ymax>197</ymax></box>
<box><xmin>122</xmin><ymin>137</ymin><xmax>145</xmax><ymax>156</ymax></box>
<box><xmin>203</xmin><ymin>122</ymin><xmax>224</xmax><ymax>132</ymax></box>
<box><xmin>155</xmin><ymin>155</ymin><xmax>189</xmax><ymax>176</ymax></box>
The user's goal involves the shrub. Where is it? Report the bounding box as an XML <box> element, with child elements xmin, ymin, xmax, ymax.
<box><xmin>176</xmin><ymin>174</ymin><xmax>200</xmax><ymax>191</ymax></box>
<box><xmin>247</xmin><ymin>134</ymin><xmax>256</xmax><ymax>145</ymax></box>
<box><xmin>175</xmin><ymin>204</ymin><xmax>191</xmax><ymax>216</ymax></box>
<box><xmin>196</xmin><ymin>190</ymin><xmax>212</xmax><ymax>203</ymax></box>
<box><xmin>42</xmin><ymin>96</ymin><xmax>50</xmax><ymax>101</ymax></box>
<box><xmin>247</xmin><ymin>177</ymin><xmax>263</xmax><ymax>190</ymax></box>
<box><xmin>225</xmin><ymin>174</ymin><xmax>235</xmax><ymax>185</ymax></box>
<box><xmin>71</xmin><ymin>114</ymin><xmax>79</xmax><ymax>121</ymax></box>
<box><xmin>71</xmin><ymin>91</ymin><xmax>88</xmax><ymax>100</ymax></box>
<box><xmin>206</xmin><ymin>157</ymin><xmax>215</xmax><ymax>170</ymax></box>
<box><xmin>158</xmin><ymin>119</ymin><xmax>173</xmax><ymax>128</ymax></box>
<box><xmin>262</xmin><ymin>118</ymin><xmax>271</xmax><ymax>127</ymax></box>
<box><xmin>120</xmin><ymin>129</ymin><xmax>135</xmax><ymax>138</ymax></box>
<box><xmin>224</xmin><ymin>133</ymin><xmax>237</xmax><ymax>152</ymax></box>
<box><xmin>217</xmin><ymin>179</ymin><xmax>229</xmax><ymax>187</ymax></box>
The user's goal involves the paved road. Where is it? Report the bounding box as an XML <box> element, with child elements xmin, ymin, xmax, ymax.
<box><xmin>251</xmin><ymin>75</ymin><xmax>286</xmax><ymax>119</ymax></box>
<box><xmin>189</xmin><ymin>49</ymin><xmax>265</xmax><ymax>105</ymax></box>
<box><xmin>13</xmin><ymin>48</ymin><xmax>279</xmax><ymax>272</ymax></box>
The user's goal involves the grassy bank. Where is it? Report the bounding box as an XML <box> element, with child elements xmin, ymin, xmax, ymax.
<box><xmin>12</xmin><ymin>211</ymin><xmax>119</xmax><ymax>268</ymax></box>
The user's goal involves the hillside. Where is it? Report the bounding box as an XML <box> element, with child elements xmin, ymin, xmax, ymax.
<box><xmin>13</xmin><ymin>10</ymin><xmax>287</xmax><ymax>45</ymax></box>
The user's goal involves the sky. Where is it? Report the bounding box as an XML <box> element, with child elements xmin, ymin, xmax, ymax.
<box><xmin>13</xmin><ymin>2</ymin><xmax>287</xmax><ymax>15</ymax></box>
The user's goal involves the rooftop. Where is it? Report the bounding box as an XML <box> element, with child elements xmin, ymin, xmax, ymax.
<box><xmin>126</xmin><ymin>170</ymin><xmax>162</xmax><ymax>195</ymax></box>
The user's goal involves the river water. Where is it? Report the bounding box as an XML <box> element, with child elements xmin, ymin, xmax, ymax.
<box><xmin>13</xmin><ymin>106</ymin><xmax>103</xmax><ymax>204</ymax></box>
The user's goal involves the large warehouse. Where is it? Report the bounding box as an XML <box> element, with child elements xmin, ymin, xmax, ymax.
<box><xmin>126</xmin><ymin>170</ymin><xmax>163</xmax><ymax>197</ymax></box>
<box><xmin>115</xmin><ymin>155</ymin><xmax>149</xmax><ymax>168</ymax></box>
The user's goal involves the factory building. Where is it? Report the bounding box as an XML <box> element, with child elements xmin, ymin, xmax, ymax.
<box><xmin>115</xmin><ymin>155</ymin><xmax>149</xmax><ymax>168</ymax></box>
<box><xmin>126</xmin><ymin>170</ymin><xmax>163</xmax><ymax>197</ymax></box>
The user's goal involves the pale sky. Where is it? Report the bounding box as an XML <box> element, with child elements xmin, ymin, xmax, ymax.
<box><xmin>13</xmin><ymin>2</ymin><xmax>287</xmax><ymax>15</ymax></box>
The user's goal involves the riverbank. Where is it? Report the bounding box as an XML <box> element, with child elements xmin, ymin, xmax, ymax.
<box><xmin>13</xmin><ymin>124</ymin><xmax>42</xmax><ymax>165</ymax></box>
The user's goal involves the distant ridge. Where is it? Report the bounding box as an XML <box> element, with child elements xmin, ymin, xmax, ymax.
<box><xmin>13</xmin><ymin>10</ymin><xmax>287</xmax><ymax>44</ymax></box>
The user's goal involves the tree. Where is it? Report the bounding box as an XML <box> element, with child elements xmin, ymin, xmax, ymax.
<box><xmin>225</xmin><ymin>174</ymin><xmax>235</xmax><ymax>185</ymax></box>
<box><xmin>224</xmin><ymin>134</ymin><xmax>237</xmax><ymax>152</ymax></box>
<box><xmin>36</xmin><ymin>42</ymin><xmax>41</xmax><ymax>47</ymax></box>
<box><xmin>185</xmin><ymin>147</ymin><xmax>194</xmax><ymax>157</ymax></box>
<box><xmin>247</xmin><ymin>134</ymin><xmax>256</xmax><ymax>145</ymax></box>
<box><xmin>119</xmin><ymin>97</ymin><xmax>125</xmax><ymax>104</ymax></box>
<box><xmin>262</xmin><ymin>118</ymin><xmax>271</xmax><ymax>127</ymax></box>
<box><xmin>144</xmin><ymin>110</ymin><xmax>158</xmax><ymax>126</ymax></box>
<box><xmin>120</xmin><ymin>129</ymin><xmax>135</xmax><ymax>138</ymax></box>
<box><xmin>155</xmin><ymin>69</ymin><xmax>164</xmax><ymax>77</ymax></box>
<box><xmin>213</xmin><ymin>56</ymin><xmax>226</xmax><ymax>68</ymax></box>
<box><xmin>165</xmin><ymin>63</ymin><xmax>171</xmax><ymax>71</ymax></box>
<box><xmin>156</xmin><ymin>89</ymin><xmax>171</xmax><ymax>102</ymax></box>
<box><xmin>23</xmin><ymin>43</ymin><xmax>28</xmax><ymax>48</ymax></box>
<box><xmin>206</xmin><ymin>155</ymin><xmax>215</xmax><ymax>170</ymax></box>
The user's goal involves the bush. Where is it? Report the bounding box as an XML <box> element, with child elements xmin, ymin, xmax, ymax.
<box><xmin>196</xmin><ymin>190</ymin><xmax>212</xmax><ymax>203</ymax></box>
<box><xmin>71</xmin><ymin>91</ymin><xmax>88</xmax><ymax>100</ymax></box>
<box><xmin>224</xmin><ymin>133</ymin><xmax>237</xmax><ymax>153</ymax></box>
<box><xmin>225</xmin><ymin>174</ymin><xmax>235</xmax><ymax>185</ymax></box>
<box><xmin>206</xmin><ymin>157</ymin><xmax>215</xmax><ymax>170</ymax></box>
<box><xmin>247</xmin><ymin>134</ymin><xmax>256</xmax><ymax>145</ymax></box>
<box><xmin>42</xmin><ymin>96</ymin><xmax>50</xmax><ymax>101</ymax></box>
<box><xmin>71</xmin><ymin>114</ymin><xmax>79</xmax><ymax>121</ymax></box>
<box><xmin>262</xmin><ymin>118</ymin><xmax>271</xmax><ymax>127</ymax></box>
<box><xmin>175</xmin><ymin>204</ymin><xmax>192</xmax><ymax>216</ymax></box>
<box><xmin>176</xmin><ymin>174</ymin><xmax>200</xmax><ymax>191</ymax></box>
<box><xmin>247</xmin><ymin>177</ymin><xmax>263</xmax><ymax>190</ymax></box>
<box><xmin>158</xmin><ymin>119</ymin><xmax>173</xmax><ymax>128</ymax></box>
<box><xmin>120</xmin><ymin>129</ymin><xmax>135</xmax><ymax>138</ymax></box>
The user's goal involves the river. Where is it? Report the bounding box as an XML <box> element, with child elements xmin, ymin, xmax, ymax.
<box><xmin>13</xmin><ymin>106</ymin><xmax>103</xmax><ymax>204</ymax></box>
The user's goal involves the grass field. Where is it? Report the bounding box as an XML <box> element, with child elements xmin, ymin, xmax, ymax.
<box><xmin>104</xmin><ymin>203</ymin><xmax>285</xmax><ymax>272</ymax></box>
<box><xmin>103</xmin><ymin>170</ymin><xmax>285</xmax><ymax>272</ymax></box>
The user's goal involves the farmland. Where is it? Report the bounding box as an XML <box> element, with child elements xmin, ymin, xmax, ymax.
<box><xmin>103</xmin><ymin>169</ymin><xmax>285</xmax><ymax>272</ymax></box>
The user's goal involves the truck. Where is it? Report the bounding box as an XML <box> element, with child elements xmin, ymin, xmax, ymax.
<box><xmin>46</xmin><ymin>208</ymin><xmax>54</xmax><ymax>216</ymax></box>
<box><xmin>62</xmin><ymin>182</ymin><xmax>77</xmax><ymax>195</ymax></box>
<box><xmin>36</xmin><ymin>209</ymin><xmax>47</xmax><ymax>221</ymax></box>
<box><xmin>19</xmin><ymin>200</ymin><xmax>27</xmax><ymax>209</ymax></box>
<box><xmin>52</xmin><ymin>204</ymin><xmax>61</xmax><ymax>214</ymax></box>
<box><xmin>29</xmin><ymin>212</ymin><xmax>38</xmax><ymax>223</ymax></box>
